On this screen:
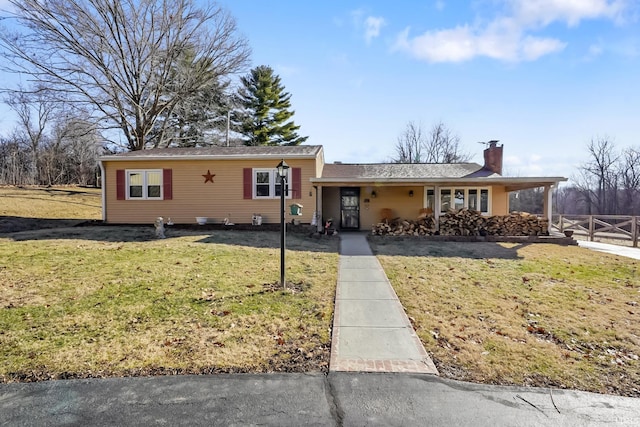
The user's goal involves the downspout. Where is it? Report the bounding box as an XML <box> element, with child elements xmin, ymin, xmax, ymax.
<box><xmin>99</xmin><ymin>160</ymin><xmax>106</xmax><ymax>222</ymax></box>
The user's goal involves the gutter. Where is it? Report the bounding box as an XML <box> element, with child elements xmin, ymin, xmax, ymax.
<box><xmin>310</xmin><ymin>177</ymin><xmax>568</xmax><ymax>185</ymax></box>
<box><xmin>99</xmin><ymin>153</ymin><xmax>319</xmax><ymax>162</ymax></box>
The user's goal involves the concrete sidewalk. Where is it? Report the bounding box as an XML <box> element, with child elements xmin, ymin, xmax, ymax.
<box><xmin>577</xmin><ymin>240</ymin><xmax>640</xmax><ymax>260</ymax></box>
<box><xmin>330</xmin><ymin>233</ymin><xmax>438</xmax><ymax>374</ymax></box>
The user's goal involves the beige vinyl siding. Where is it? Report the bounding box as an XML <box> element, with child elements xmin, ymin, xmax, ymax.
<box><xmin>360</xmin><ymin>186</ymin><xmax>423</xmax><ymax>229</ymax></box>
<box><xmin>491</xmin><ymin>185</ymin><xmax>509</xmax><ymax>215</ymax></box>
<box><xmin>103</xmin><ymin>158</ymin><xmax>317</xmax><ymax>224</ymax></box>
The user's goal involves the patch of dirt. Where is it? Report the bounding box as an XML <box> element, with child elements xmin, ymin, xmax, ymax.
<box><xmin>262</xmin><ymin>281</ymin><xmax>311</xmax><ymax>294</ymax></box>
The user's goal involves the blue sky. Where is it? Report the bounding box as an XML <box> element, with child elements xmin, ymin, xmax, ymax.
<box><xmin>223</xmin><ymin>0</ymin><xmax>640</xmax><ymax>178</ymax></box>
<box><xmin>1</xmin><ymin>0</ymin><xmax>639</xmax><ymax>180</ymax></box>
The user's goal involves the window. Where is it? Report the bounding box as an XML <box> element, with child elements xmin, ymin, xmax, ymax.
<box><xmin>425</xmin><ymin>189</ymin><xmax>435</xmax><ymax>210</ymax></box>
<box><xmin>440</xmin><ymin>189</ymin><xmax>451</xmax><ymax>213</ymax></box>
<box><xmin>439</xmin><ymin>187</ymin><xmax>490</xmax><ymax>214</ymax></box>
<box><xmin>253</xmin><ymin>168</ymin><xmax>290</xmax><ymax>199</ymax></box>
<box><xmin>454</xmin><ymin>189</ymin><xmax>465</xmax><ymax>210</ymax></box>
<box><xmin>127</xmin><ymin>170</ymin><xmax>163</xmax><ymax>200</ymax></box>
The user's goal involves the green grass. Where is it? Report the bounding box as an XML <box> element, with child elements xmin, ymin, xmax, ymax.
<box><xmin>0</xmin><ymin>227</ymin><xmax>339</xmax><ymax>381</ymax></box>
<box><xmin>369</xmin><ymin>237</ymin><xmax>640</xmax><ymax>397</ymax></box>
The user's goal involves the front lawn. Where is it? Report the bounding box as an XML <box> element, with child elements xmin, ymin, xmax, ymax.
<box><xmin>0</xmin><ymin>227</ymin><xmax>338</xmax><ymax>381</ymax></box>
<box><xmin>370</xmin><ymin>238</ymin><xmax>640</xmax><ymax>397</ymax></box>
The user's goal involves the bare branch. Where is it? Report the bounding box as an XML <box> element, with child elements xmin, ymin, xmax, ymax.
<box><xmin>1</xmin><ymin>0</ymin><xmax>250</xmax><ymax>150</ymax></box>
<box><xmin>392</xmin><ymin>120</ymin><xmax>470</xmax><ymax>163</ymax></box>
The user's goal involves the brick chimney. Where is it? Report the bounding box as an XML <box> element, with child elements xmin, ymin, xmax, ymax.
<box><xmin>483</xmin><ymin>140</ymin><xmax>503</xmax><ymax>175</ymax></box>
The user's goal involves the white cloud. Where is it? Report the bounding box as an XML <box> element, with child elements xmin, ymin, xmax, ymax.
<box><xmin>350</xmin><ymin>9</ymin><xmax>386</xmax><ymax>44</ymax></box>
<box><xmin>510</xmin><ymin>0</ymin><xmax>627</xmax><ymax>27</ymax></box>
<box><xmin>435</xmin><ymin>1</ymin><xmax>446</xmax><ymax>12</ymax></box>
<box><xmin>520</xmin><ymin>36</ymin><xmax>566</xmax><ymax>60</ymax></box>
<box><xmin>393</xmin><ymin>0</ymin><xmax>627</xmax><ymax>63</ymax></box>
<box><xmin>364</xmin><ymin>16</ymin><xmax>386</xmax><ymax>43</ymax></box>
<box><xmin>393</xmin><ymin>24</ymin><xmax>565</xmax><ymax>62</ymax></box>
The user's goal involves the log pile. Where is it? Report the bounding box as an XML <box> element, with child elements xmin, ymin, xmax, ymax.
<box><xmin>371</xmin><ymin>216</ymin><xmax>437</xmax><ymax>236</ymax></box>
<box><xmin>372</xmin><ymin>210</ymin><xmax>549</xmax><ymax>237</ymax></box>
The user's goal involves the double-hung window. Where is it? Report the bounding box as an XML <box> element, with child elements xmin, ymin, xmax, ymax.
<box><xmin>253</xmin><ymin>169</ymin><xmax>290</xmax><ymax>199</ymax></box>
<box><xmin>127</xmin><ymin>170</ymin><xmax>163</xmax><ymax>200</ymax></box>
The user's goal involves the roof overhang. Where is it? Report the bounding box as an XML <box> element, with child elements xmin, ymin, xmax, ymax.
<box><xmin>310</xmin><ymin>176</ymin><xmax>568</xmax><ymax>191</ymax></box>
<box><xmin>101</xmin><ymin>153</ymin><xmax>320</xmax><ymax>162</ymax></box>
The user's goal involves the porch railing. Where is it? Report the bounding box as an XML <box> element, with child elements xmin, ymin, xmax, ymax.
<box><xmin>552</xmin><ymin>215</ymin><xmax>640</xmax><ymax>247</ymax></box>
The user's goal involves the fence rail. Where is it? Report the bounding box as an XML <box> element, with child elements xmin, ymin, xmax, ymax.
<box><xmin>552</xmin><ymin>215</ymin><xmax>639</xmax><ymax>247</ymax></box>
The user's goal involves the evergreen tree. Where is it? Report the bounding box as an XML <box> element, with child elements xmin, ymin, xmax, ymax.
<box><xmin>235</xmin><ymin>65</ymin><xmax>307</xmax><ymax>146</ymax></box>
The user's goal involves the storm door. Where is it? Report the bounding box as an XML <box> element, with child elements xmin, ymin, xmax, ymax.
<box><xmin>340</xmin><ymin>187</ymin><xmax>360</xmax><ymax>229</ymax></box>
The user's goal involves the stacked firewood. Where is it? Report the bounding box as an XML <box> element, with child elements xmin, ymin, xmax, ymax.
<box><xmin>372</xmin><ymin>210</ymin><xmax>549</xmax><ymax>237</ymax></box>
<box><xmin>371</xmin><ymin>216</ymin><xmax>437</xmax><ymax>236</ymax></box>
<box><xmin>440</xmin><ymin>210</ymin><xmax>548</xmax><ymax>236</ymax></box>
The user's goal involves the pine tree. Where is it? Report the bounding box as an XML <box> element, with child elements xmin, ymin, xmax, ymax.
<box><xmin>235</xmin><ymin>65</ymin><xmax>307</xmax><ymax>146</ymax></box>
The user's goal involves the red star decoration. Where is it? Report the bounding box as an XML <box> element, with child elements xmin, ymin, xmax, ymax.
<box><xmin>202</xmin><ymin>170</ymin><xmax>215</xmax><ymax>183</ymax></box>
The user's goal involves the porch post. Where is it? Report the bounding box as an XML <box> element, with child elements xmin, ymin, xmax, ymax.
<box><xmin>434</xmin><ymin>185</ymin><xmax>441</xmax><ymax>232</ymax></box>
<box><xmin>543</xmin><ymin>185</ymin><xmax>553</xmax><ymax>234</ymax></box>
<box><xmin>316</xmin><ymin>185</ymin><xmax>323</xmax><ymax>233</ymax></box>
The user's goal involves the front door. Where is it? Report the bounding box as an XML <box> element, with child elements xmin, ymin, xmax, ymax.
<box><xmin>340</xmin><ymin>188</ymin><xmax>360</xmax><ymax>229</ymax></box>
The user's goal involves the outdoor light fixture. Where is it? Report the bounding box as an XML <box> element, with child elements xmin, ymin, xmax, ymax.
<box><xmin>276</xmin><ymin>159</ymin><xmax>290</xmax><ymax>289</ymax></box>
<box><xmin>371</xmin><ymin>190</ymin><xmax>377</xmax><ymax>198</ymax></box>
<box><xmin>409</xmin><ymin>190</ymin><xmax>414</xmax><ymax>197</ymax></box>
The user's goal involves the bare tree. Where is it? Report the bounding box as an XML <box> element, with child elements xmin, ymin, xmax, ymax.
<box><xmin>423</xmin><ymin>121</ymin><xmax>471</xmax><ymax>163</ymax></box>
<box><xmin>574</xmin><ymin>137</ymin><xmax>619</xmax><ymax>214</ymax></box>
<box><xmin>0</xmin><ymin>0</ymin><xmax>250</xmax><ymax>151</ymax></box>
<box><xmin>393</xmin><ymin>121</ymin><xmax>424</xmax><ymax>163</ymax></box>
<box><xmin>4</xmin><ymin>87</ymin><xmax>55</xmax><ymax>183</ymax></box>
<box><xmin>0</xmin><ymin>134</ymin><xmax>31</xmax><ymax>185</ymax></box>
<box><xmin>392</xmin><ymin>120</ymin><xmax>470</xmax><ymax>164</ymax></box>
<box><xmin>49</xmin><ymin>116</ymin><xmax>103</xmax><ymax>185</ymax></box>
<box><xmin>619</xmin><ymin>146</ymin><xmax>640</xmax><ymax>215</ymax></box>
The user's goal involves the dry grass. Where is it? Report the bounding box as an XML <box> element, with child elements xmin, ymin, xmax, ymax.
<box><xmin>369</xmin><ymin>237</ymin><xmax>640</xmax><ymax>397</ymax></box>
<box><xmin>0</xmin><ymin>186</ymin><xmax>102</xmax><ymax>219</ymax></box>
<box><xmin>0</xmin><ymin>226</ymin><xmax>339</xmax><ymax>381</ymax></box>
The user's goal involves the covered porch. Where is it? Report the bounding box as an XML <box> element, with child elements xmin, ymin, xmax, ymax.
<box><xmin>312</xmin><ymin>178</ymin><xmax>565</xmax><ymax>233</ymax></box>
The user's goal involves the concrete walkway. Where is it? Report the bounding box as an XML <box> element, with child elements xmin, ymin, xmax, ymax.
<box><xmin>578</xmin><ymin>240</ymin><xmax>640</xmax><ymax>260</ymax></box>
<box><xmin>330</xmin><ymin>233</ymin><xmax>438</xmax><ymax>374</ymax></box>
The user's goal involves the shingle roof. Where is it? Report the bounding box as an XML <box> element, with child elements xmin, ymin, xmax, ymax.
<box><xmin>101</xmin><ymin>145</ymin><xmax>323</xmax><ymax>160</ymax></box>
<box><xmin>319</xmin><ymin>162</ymin><xmax>495</xmax><ymax>180</ymax></box>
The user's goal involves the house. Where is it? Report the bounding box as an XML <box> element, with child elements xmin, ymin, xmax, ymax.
<box><xmin>99</xmin><ymin>142</ymin><xmax>567</xmax><ymax>232</ymax></box>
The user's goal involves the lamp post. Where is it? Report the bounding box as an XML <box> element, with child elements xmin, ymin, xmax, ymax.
<box><xmin>276</xmin><ymin>159</ymin><xmax>290</xmax><ymax>289</ymax></box>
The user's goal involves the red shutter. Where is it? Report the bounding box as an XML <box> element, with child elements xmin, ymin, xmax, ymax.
<box><xmin>243</xmin><ymin>168</ymin><xmax>252</xmax><ymax>199</ymax></box>
<box><xmin>116</xmin><ymin>169</ymin><xmax>125</xmax><ymax>200</ymax></box>
<box><xmin>292</xmin><ymin>167</ymin><xmax>302</xmax><ymax>199</ymax></box>
<box><xmin>163</xmin><ymin>169</ymin><xmax>172</xmax><ymax>200</ymax></box>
